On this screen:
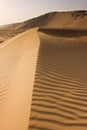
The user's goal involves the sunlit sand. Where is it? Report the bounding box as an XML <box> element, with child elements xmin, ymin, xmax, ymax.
<box><xmin>0</xmin><ymin>11</ymin><xmax>87</xmax><ymax>130</ymax></box>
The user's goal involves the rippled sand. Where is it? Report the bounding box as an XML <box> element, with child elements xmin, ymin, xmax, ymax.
<box><xmin>29</xmin><ymin>28</ymin><xmax>87</xmax><ymax>130</ymax></box>
<box><xmin>0</xmin><ymin>28</ymin><xmax>87</xmax><ymax>130</ymax></box>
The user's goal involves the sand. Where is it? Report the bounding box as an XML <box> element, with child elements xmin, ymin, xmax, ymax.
<box><xmin>0</xmin><ymin>26</ymin><xmax>87</xmax><ymax>130</ymax></box>
<box><xmin>0</xmin><ymin>11</ymin><xmax>87</xmax><ymax>43</ymax></box>
<box><xmin>0</xmin><ymin>28</ymin><xmax>40</xmax><ymax>130</ymax></box>
<box><xmin>29</xmin><ymin>28</ymin><xmax>87</xmax><ymax>130</ymax></box>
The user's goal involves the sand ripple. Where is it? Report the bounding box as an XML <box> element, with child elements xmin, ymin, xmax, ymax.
<box><xmin>29</xmin><ymin>31</ymin><xmax>87</xmax><ymax>130</ymax></box>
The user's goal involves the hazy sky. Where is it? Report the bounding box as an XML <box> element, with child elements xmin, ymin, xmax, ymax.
<box><xmin>0</xmin><ymin>0</ymin><xmax>87</xmax><ymax>25</ymax></box>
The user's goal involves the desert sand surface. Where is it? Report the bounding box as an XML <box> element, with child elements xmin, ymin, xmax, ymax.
<box><xmin>29</xmin><ymin>28</ymin><xmax>87</xmax><ymax>130</ymax></box>
<box><xmin>0</xmin><ymin>10</ymin><xmax>87</xmax><ymax>42</ymax></box>
<box><xmin>0</xmin><ymin>28</ymin><xmax>40</xmax><ymax>130</ymax></box>
<box><xmin>0</xmin><ymin>11</ymin><xmax>87</xmax><ymax>130</ymax></box>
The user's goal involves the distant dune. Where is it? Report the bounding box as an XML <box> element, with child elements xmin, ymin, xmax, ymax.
<box><xmin>0</xmin><ymin>10</ymin><xmax>87</xmax><ymax>130</ymax></box>
<box><xmin>0</xmin><ymin>10</ymin><xmax>87</xmax><ymax>42</ymax></box>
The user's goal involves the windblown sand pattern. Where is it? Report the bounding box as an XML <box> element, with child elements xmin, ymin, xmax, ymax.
<box><xmin>29</xmin><ymin>29</ymin><xmax>87</xmax><ymax>130</ymax></box>
<box><xmin>0</xmin><ymin>28</ymin><xmax>39</xmax><ymax>130</ymax></box>
<box><xmin>0</xmin><ymin>39</ymin><xmax>23</xmax><ymax>103</ymax></box>
<box><xmin>0</xmin><ymin>26</ymin><xmax>87</xmax><ymax>130</ymax></box>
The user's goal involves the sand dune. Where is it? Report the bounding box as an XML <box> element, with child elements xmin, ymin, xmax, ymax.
<box><xmin>39</xmin><ymin>28</ymin><xmax>87</xmax><ymax>37</ymax></box>
<box><xmin>0</xmin><ymin>10</ymin><xmax>87</xmax><ymax>42</ymax></box>
<box><xmin>29</xmin><ymin>28</ymin><xmax>87</xmax><ymax>130</ymax></box>
<box><xmin>0</xmin><ymin>26</ymin><xmax>87</xmax><ymax>130</ymax></box>
<box><xmin>0</xmin><ymin>28</ymin><xmax>40</xmax><ymax>130</ymax></box>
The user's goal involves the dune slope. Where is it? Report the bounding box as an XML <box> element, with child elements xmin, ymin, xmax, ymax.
<box><xmin>29</xmin><ymin>28</ymin><xmax>87</xmax><ymax>130</ymax></box>
<box><xmin>0</xmin><ymin>28</ymin><xmax>40</xmax><ymax>130</ymax></box>
<box><xmin>0</xmin><ymin>27</ymin><xmax>87</xmax><ymax>130</ymax></box>
<box><xmin>0</xmin><ymin>10</ymin><xmax>87</xmax><ymax>42</ymax></box>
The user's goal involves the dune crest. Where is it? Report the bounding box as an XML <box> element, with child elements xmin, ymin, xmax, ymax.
<box><xmin>0</xmin><ymin>26</ymin><xmax>87</xmax><ymax>130</ymax></box>
<box><xmin>0</xmin><ymin>28</ymin><xmax>40</xmax><ymax>130</ymax></box>
<box><xmin>0</xmin><ymin>10</ymin><xmax>87</xmax><ymax>42</ymax></box>
<box><xmin>29</xmin><ymin>28</ymin><xmax>87</xmax><ymax>130</ymax></box>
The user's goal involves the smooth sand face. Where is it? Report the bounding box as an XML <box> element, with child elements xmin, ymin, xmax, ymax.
<box><xmin>0</xmin><ymin>28</ymin><xmax>40</xmax><ymax>130</ymax></box>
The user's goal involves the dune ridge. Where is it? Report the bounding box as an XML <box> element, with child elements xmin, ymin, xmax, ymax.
<box><xmin>0</xmin><ymin>28</ymin><xmax>40</xmax><ymax>130</ymax></box>
<box><xmin>0</xmin><ymin>27</ymin><xmax>87</xmax><ymax>130</ymax></box>
<box><xmin>0</xmin><ymin>10</ymin><xmax>87</xmax><ymax>42</ymax></box>
<box><xmin>29</xmin><ymin>28</ymin><xmax>87</xmax><ymax>130</ymax></box>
